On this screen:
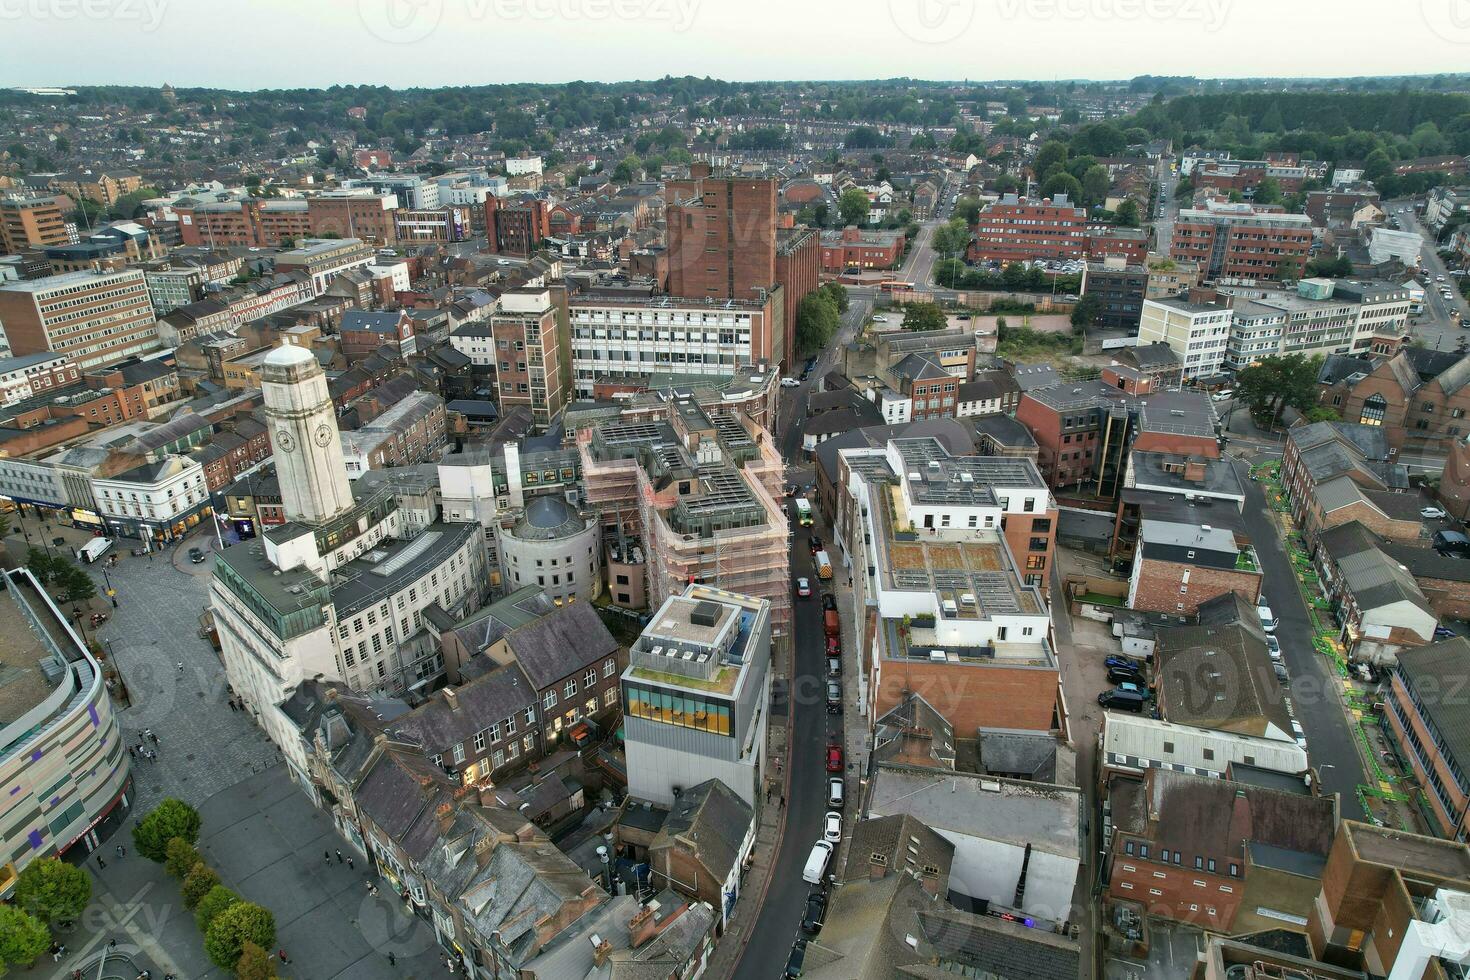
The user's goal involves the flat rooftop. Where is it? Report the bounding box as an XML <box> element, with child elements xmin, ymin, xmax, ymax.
<box><xmin>0</xmin><ymin>587</ymin><xmax>61</xmax><ymax>724</ymax></box>
<box><xmin>868</xmin><ymin>765</ymin><xmax>1080</xmax><ymax>857</ymax></box>
<box><xmin>1347</xmin><ymin>821</ymin><xmax>1470</xmax><ymax>880</ymax></box>
<box><xmin>329</xmin><ymin>522</ymin><xmax>480</xmax><ymax>618</ymax></box>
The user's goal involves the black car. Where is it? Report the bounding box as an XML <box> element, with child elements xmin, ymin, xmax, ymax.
<box><xmin>821</xmin><ymin>593</ymin><xmax>837</xmax><ymax>611</ymax></box>
<box><xmin>801</xmin><ymin>889</ymin><xmax>828</xmax><ymax>934</ymax></box>
<box><xmin>785</xmin><ymin>938</ymin><xmax>808</xmax><ymax>978</ymax></box>
<box><xmin>188</xmin><ymin>547</ymin><xmax>207</xmax><ymax>564</ymax></box>
<box><xmin>809</xmin><ymin>534</ymin><xmax>823</xmax><ymax>554</ymax></box>
<box><xmin>1106</xmin><ymin>665</ymin><xmax>1143</xmax><ymax>685</ymax></box>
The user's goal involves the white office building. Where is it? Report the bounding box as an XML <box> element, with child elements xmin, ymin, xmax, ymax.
<box><xmin>1138</xmin><ymin>297</ymin><xmax>1233</xmax><ymax>380</ymax></box>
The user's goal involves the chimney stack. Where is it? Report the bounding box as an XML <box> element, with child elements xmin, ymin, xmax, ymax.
<box><xmin>628</xmin><ymin>906</ymin><xmax>658</xmax><ymax>948</ymax></box>
<box><xmin>592</xmin><ymin>938</ymin><xmax>613</xmax><ymax>967</ymax></box>
<box><xmin>434</xmin><ymin>801</ymin><xmax>454</xmax><ymax>834</ymax></box>
<box><xmin>443</xmin><ymin>687</ymin><xmax>459</xmax><ymax>711</ymax></box>
<box><xmin>869</xmin><ymin>852</ymin><xmax>889</xmax><ymax>881</ymax></box>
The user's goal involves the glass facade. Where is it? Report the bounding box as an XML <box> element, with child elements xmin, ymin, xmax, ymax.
<box><xmin>624</xmin><ymin>680</ymin><xmax>733</xmax><ymax>736</ymax></box>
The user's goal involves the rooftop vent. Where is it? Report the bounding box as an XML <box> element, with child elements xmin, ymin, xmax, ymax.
<box><xmin>690</xmin><ymin>600</ymin><xmax>721</xmax><ymax>627</ymax></box>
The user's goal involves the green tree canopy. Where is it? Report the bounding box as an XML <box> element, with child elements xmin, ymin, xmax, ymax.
<box><xmin>1041</xmin><ymin>173</ymin><xmax>1083</xmax><ymax>204</ymax></box>
<box><xmin>838</xmin><ymin>188</ymin><xmax>871</xmax><ymax>227</ymax></box>
<box><xmin>181</xmin><ymin>863</ymin><xmax>221</xmax><ymax>910</ymax></box>
<box><xmin>165</xmin><ymin>837</ymin><xmax>205</xmax><ymax>879</ymax></box>
<box><xmin>55</xmin><ymin>565</ymin><xmax>96</xmax><ymax>604</ymax></box>
<box><xmin>1034</xmin><ymin>141</ymin><xmax>1069</xmax><ymax>179</ymax></box>
<box><xmin>1234</xmin><ymin>354</ymin><xmax>1324</xmax><ymax>427</ymax></box>
<box><xmin>0</xmin><ymin>905</ymin><xmax>50</xmax><ymax>972</ymax></box>
<box><xmin>1115</xmin><ymin>199</ymin><xmax>1140</xmax><ymax>227</ymax></box>
<box><xmin>195</xmin><ymin>884</ymin><xmax>241</xmax><ymax>935</ymax></box>
<box><xmin>930</xmin><ymin>217</ymin><xmax>971</xmax><ymax>258</ymax></box>
<box><xmin>1071</xmin><ymin>294</ymin><xmax>1103</xmax><ymax>329</ymax></box>
<box><xmin>954</xmin><ymin>197</ymin><xmax>983</xmax><ymax>225</ymax></box>
<box><xmin>795</xmin><ymin>291</ymin><xmax>839</xmax><ymax>356</ymax></box>
<box><xmin>901</xmin><ymin>302</ymin><xmax>947</xmax><ymax>332</ymax></box>
<box><xmin>236</xmin><ymin>941</ymin><xmax>278</xmax><ymax>980</ymax></box>
<box><xmin>134</xmin><ymin>798</ymin><xmax>202</xmax><ymax>862</ymax></box>
<box><xmin>819</xmin><ymin>281</ymin><xmax>849</xmax><ymax>314</ymax></box>
<box><xmin>204</xmin><ymin>901</ymin><xmax>276</xmax><ymax>971</ymax></box>
<box><xmin>14</xmin><ymin>857</ymin><xmax>91</xmax><ymax>924</ymax></box>
<box><xmin>1080</xmin><ymin>165</ymin><xmax>1111</xmax><ymax>208</ymax></box>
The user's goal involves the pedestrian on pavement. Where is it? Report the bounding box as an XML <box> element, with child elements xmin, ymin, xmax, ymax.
<box><xmin>128</xmin><ymin>745</ymin><xmax>136</xmax><ymax>758</ymax></box>
<box><xmin>277</xmin><ymin>948</ymin><xmax>290</xmax><ymax>964</ymax></box>
<box><xmin>115</xmin><ymin>843</ymin><xmax>125</xmax><ymax>858</ymax></box>
<box><xmin>325</xmin><ymin>850</ymin><xmax>332</xmax><ymax>863</ymax></box>
<box><xmin>336</xmin><ymin>848</ymin><xmax>343</xmax><ymax>863</ymax></box>
<box><xmin>97</xmin><ymin>856</ymin><xmax>106</xmax><ymax>870</ymax></box>
<box><xmin>176</xmin><ymin>662</ymin><xmax>184</xmax><ymax>673</ymax></box>
<box><xmin>347</xmin><ymin>856</ymin><xmax>355</xmax><ymax>870</ymax></box>
<box><xmin>149</xmin><ymin>732</ymin><xmax>159</xmax><ymax>746</ymax></box>
<box><xmin>388</xmin><ymin>952</ymin><xmax>395</xmax><ymax>966</ymax></box>
<box><xmin>107</xmin><ymin>939</ymin><xmax>118</xmax><ymax>951</ymax></box>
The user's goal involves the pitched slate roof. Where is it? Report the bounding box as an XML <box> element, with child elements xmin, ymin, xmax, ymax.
<box><xmin>651</xmin><ymin>778</ymin><xmax>753</xmax><ymax>886</ymax></box>
<box><xmin>1396</xmin><ymin>638</ymin><xmax>1470</xmax><ymax>768</ymax></box>
<box><xmin>908</xmin><ymin>908</ymin><xmax>1081</xmax><ymax>980</ymax></box>
<box><xmin>503</xmin><ymin>600</ymin><xmax>619</xmax><ymax>690</ymax></box>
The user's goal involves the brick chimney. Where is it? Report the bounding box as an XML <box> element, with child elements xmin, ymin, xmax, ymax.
<box><xmin>627</xmin><ymin>906</ymin><xmax>658</xmax><ymax>948</ymax></box>
<box><xmin>435</xmin><ymin>801</ymin><xmax>454</xmax><ymax>834</ymax></box>
<box><xmin>869</xmin><ymin>852</ymin><xmax>889</xmax><ymax>881</ymax></box>
<box><xmin>919</xmin><ymin>868</ymin><xmax>943</xmax><ymax>897</ymax></box>
<box><xmin>443</xmin><ymin>687</ymin><xmax>459</xmax><ymax>711</ymax></box>
<box><xmin>592</xmin><ymin>938</ymin><xmax>613</xmax><ymax>967</ymax></box>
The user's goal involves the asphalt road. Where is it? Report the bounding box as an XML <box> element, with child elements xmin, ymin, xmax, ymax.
<box><xmin>1390</xmin><ymin>200</ymin><xmax>1468</xmax><ymax>351</ymax></box>
<box><xmin>1234</xmin><ymin>459</ymin><xmax>1369</xmax><ymax>820</ymax></box>
<box><xmin>781</xmin><ymin>289</ymin><xmax>873</xmax><ymax>459</ymax></box>
<box><xmin>1154</xmin><ymin>159</ymin><xmax>1178</xmax><ymax>251</ymax></box>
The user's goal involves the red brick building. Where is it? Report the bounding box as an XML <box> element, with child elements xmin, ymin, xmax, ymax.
<box><xmin>307</xmin><ymin>194</ymin><xmax>399</xmax><ymax>244</ymax></box>
<box><xmin>339</xmin><ymin>310</ymin><xmax>415</xmax><ymax>363</ymax></box>
<box><xmin>1386</xmin><ymin>638</ymin><xmax>1470</xmax><ymax>838</ymax></box>
<box><xmin>665</xmin><ymin>166</ymin><xmax>777</xmax><ymax>305</ymax></box>
<box><xmin>1106</xmin><ymin>768</ymin><xmax>1336</xmax><ymax>931</ymax></box>
<box><xmin>1014</xmin><ymin>383</ymin><xmax>1219</xmax><ymax>492</ymax></box>
<box><xmin>1127</xmin><ymin>519</ymin><xmax>1261</xmax><ymax>614</ymax></box>
<box><xmin>485</xmin><ymin>196</ymin><xmax>550</xmax><ymax>256</ymax></box>
<box><xmin>969</xmin><ymin>194</ymin><xmax>1086</xmax><ymax>264</ymax></box>
<box><xmin>1170</xmin><ymin>200</ymin><xmax>1313</xmax><ymax>282</ymax></box>
<box><xmin>1279</xmin><ymin>420</ymin><xmax>1411</xmax><ymax>545</ymax></box>
<box><xmin>819</xmin><ymin>226</ymin><xmax>906</xmax><ymax>272</ymax></box>
<box><xmin>177</xmin><ymin>199</ymin><xmax>312</xmax><ymax>248</ymax></box>
<box><xmin>1318</xmin><ymin>348</ymin><xmax>1470</xmax><ymax>459</ymax></box>
<box><xmin>774</xmin><ymin>227</ymin><xmax>820</xmax><ymax>370</ymax></box>
<box><xmin>1193</xmin><ymin>159</ymin><xmax>1308</xmax><ymax>197</ymax></box>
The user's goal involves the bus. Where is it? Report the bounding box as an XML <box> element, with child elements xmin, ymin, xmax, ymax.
<box><xmin>879</xmin><ymin>280</ymin><xmax>916</xmax><ymax>293</ymax></box>
<box><xmin>794</xmin><ymin>498</ymin><xmax>813</xmax><ymax>527</ymax></box>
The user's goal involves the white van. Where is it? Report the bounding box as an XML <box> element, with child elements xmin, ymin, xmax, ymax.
<box><xmin>75</xmin><ymin>537</ymin><xmax>114</xmax><ymax>563</ymax></box>
<box><xmin>803</xmin><ymin>840</ymin><xmax>834</xmax><ymax>885</ymax></box>
<box><xmin>1257</xmin><ymin>603</ymin><xmax>1278</xmax><ymax>634</ymax></box>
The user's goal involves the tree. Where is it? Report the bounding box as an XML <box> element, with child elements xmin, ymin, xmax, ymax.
<box><xmin>1041</xmin><ymin>173</ymin><xmax>1083</xmax><ymax>204</ymax></box>
<box><xmin>0</xmin><ymin>906</ymin><xmax>48</xmax><ymax>972</ymax></box>
<box><xmin>196</xmin><ymin>885</ymin><xmax>241</xmax><ymax>935</ymax></box>
<box><xmin>1070</xmin><ymin>294</ymin><xmax>1103</xmax><ymax>329</ymax></box>
<box><xmin>1234</xmin><ymin>354</ymin><xmax>1324</xmax><ymax>428</ymax></box>
<box><xmin>134</xmin><ymin>798</ymin><xmax>202</xmax><ymax>862</ymax></box>
<box><xmin>236</xmin><ymin>941</ymin><xmax>278</xmax><ymax>980</ymax></box>
<box><xmin>165</xmin><ymin>837</ymin><xmax>205</xmax><ymax>879</ymax></box>
<box><xmin>55</xmin><ymin>565</ymin><xmax>96</xmax><ymax>605</ymax></box>
<box><xmin>1034</xmin><ymin>141</ymin><xmax>1069</xmax><ymax>180</ymax></box>
<box><xmin>901</xmin><ymin>303</ymin><xmax>947</xmax><ymax>332</ymax></box>
<box><xmin>205</xmin><ymin>901</ymin><xmax>276</xmax><ymax>971</ymax></box>
<box><xmin>612</xmin><ymin>155</ymin><xmax>641</xmax><ymax>182</ymax></box>
<box><xmin>954</xmin><ymin>197</ymin><xmax>983</xmax><ymax>225</ymax></box>
<box><xmin>1305</xmin><ymin>254</ymin><xmax>1354</xmax><ymax>278</ymax></box>
<box><xmin>1174</xmin><ymin>177</ymin><xmax>1196</xmax><ymax>201</ymax></box>
<box><xmin>1081</xmin><ymin>165</ymin><xmax>1111</xmax><ymax>208</ymax></box>
<box><xmin>182</xmin><ymin>863</ymin><xmax>221</xmax><ymax>910</ymax></box>
<box><xmin>1305</xmin><ymin>406</ymin><xmax>1342</xmax><ymax>423</ymax></box>
<box><xmin>1364</xmin><ymin>149</ymin><xmax>1393</xmax><ymax>182</ymax></box>
<box><xmin>1254</xmin><ymin>177</ymin><xmax>1282</xmax><ymax>206</ymax></box>
<box><xmin>13</xmin><ymin>857</ymin><xmax>91</xmax><ymax>925</ymax></box>
<box><xmin>1115</xmin><ymin>199</ymin><xmax>1140</xmax><ymax>227</ymax></box>
<box><xmin>838</xmin><ymin>188</ymin><xmax>871</xmax><ymax>227</ymax></box>
<box><xmin>819</xmin><ymin>281</ymin><xmax>849</xmax><ymax>314</ymax></box>
<box><xmin>795</xmin><ymin>291</ymin><xmax>839</xmax><ymax>355</ymax></box>
<box><xmin>25</xmin><ymin>547</ymin><xmax>64</xmax><ymax>584</ymax></box>
<box><xmin>931</xmin><ymin>218</ymin><xmax>971</xmax><ymax>258</ymax></box>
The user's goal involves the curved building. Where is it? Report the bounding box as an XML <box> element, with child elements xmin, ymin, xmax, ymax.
<box><xmin>499</xmin><ymin>495</ymin><xmax>599</xmax><ymax>605</ymax></box>
<box><xmin>0</xmin><ymin>568</ymin><xmax>130</xmax><ymax>896</ymax></box>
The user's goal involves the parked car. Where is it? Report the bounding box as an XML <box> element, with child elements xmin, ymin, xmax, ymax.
<box><xmin>1273</xmin><ymin>662</ymin><xmax>1290</xmax><ymax>684</ymax></box>
<box><xmin>785</xmin><ymin>938</ymin><xmax>808</xmax><ymax>978</ymax></box>
<box><xmin>1291</xmin><ymin>720</ymin><xmax>1308</xmax><ymax>750</ymax></box>
<box><xmin>821</xmin><ymin>593</ymin><xmax>836</xmax><ymax>611</ymax></box>
<box><xmin>1104</xmin><ymin>655</ymin><xmax>1143</xmax><ymax>671</ymax></box>
<box><xmin>1257</xmin><ymin>603</ymin><xmax>1279</xmax><ymax>634</ymax></box>
<box><xmin>826</xmin><ymin>743</ymin><xmax>844</xmax><ymax>772</ymax></box>
<box><xmin>1266</xmin><ymin>635</ymin><xmax>1282</xmax><ymax>662</ymax></box>
<box><xmin>872</xmin><ymin>315</ymin><xmax>888</xmax><ymax>323</ymax></box>
<box><xmin>801</xmin><ymin>890</ymin><xmax>828</xmax><ymax>935</ymax></box>
<box><xmin>1115</xmin><ymin>681</ymin><xmax>1144</xmax><ymax>696</ymax></box>
<box><xmin>828</xmin><ymin>777</ymin><xmax>845</xmax><ymax>809</ymax></box>
<box><xmin>1211</xmin><ymin>390</ymin><xmax>1234</xmax><ymax>402</ymax></box>
<box><xmin>803</xmin><ymin>842</ymin><xmax>833</xmax><ymax>885</ymax></box>
<box><xmin>1422</xmin><ymin>506</ymin><xmax>1448</xmax><ymax>519</ymax></box>
<box><xmin>826</xmin><ymin>680</ymin><xmax>843</xmax><ymax>713</ymax></box>
<box><xmin>1098</xmin><ymin>689</ymin><xmax>1147</xmax><ymax>712</ymax></box>
<box><xmin>825</xmin><ymin>635</ymin><xmax>841</xmax><ymax>658</ymax></box>
<box><xmin>809</xmin><ymin>535</ymin><xmax>824</xmax><ymax>554</ymax></box>
<box><xmin>781</xmin><ymin>377</ymin><xmax>801</xmax><ymax>388</ymax></box>
<box><xmin>827</xmin><ymin>657</ymin><xmax>842</xmax><ymax>678</ymax></box>
<box><xmin>1107</xmin><ymin>666</ymin><xmax>1143</xmax><ymax>685</ymax></box>
<box><xmin>796</xmin><ymin>577</ymin><xmax>812</xmax><ymax>598</ymax></box>
<box><xmin>823</xmin><ymin>811</ymin><xmax>842</xmax><ymax>843</ymax></box>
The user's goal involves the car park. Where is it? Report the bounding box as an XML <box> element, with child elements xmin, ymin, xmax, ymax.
<box><xmin>824</xmin><ymin>811</ymin><xmax>842</xmax><ymax>843</ymax></box>
<box><xmin>801</xmin><ymin>890</ymin><xmax>828</xmax><ymax>935</ymax></box>
<box><xmin>826</xmin><ymin>743</ymin><xmax>844</xmax><ymax>772</ymax></box>
<box><xmin>796</xmin><ymin>577</ymin><xmax>812</xmax><ymax>598</ymax></box>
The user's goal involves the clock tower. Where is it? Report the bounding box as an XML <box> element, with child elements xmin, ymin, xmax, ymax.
<box><xmin>260</xmin><ymin>342</ymin><xmax>355</xmax><ymax>525</ymax></box>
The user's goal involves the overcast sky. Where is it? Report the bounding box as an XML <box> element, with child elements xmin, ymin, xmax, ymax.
<box><xmin>3</xmin><ymin>0</ymin><xmax>1469</xmax><ymax>90</ymax></box>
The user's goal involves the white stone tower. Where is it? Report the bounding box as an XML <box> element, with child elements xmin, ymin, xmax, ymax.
<box><xmin>260</xmin><ymin>343</ymin><xmax>354</xmax><ymax>524</ymax></box>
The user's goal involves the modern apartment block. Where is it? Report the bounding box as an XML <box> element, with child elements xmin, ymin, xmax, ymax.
<box><xmin>176</xmin><ymin>198</ymin><xmax>312</xmax><ymax>248</ymax></box>
<box><xmin>393</xmin><ymin>205</ymin><xmax>473</xmax><ymax>243</ymax></box>
<box><xmin>0</xmin><ymin>195</ymin><xmax>74</xmax><ymax>252</ymax></box>
<box><xmin>484</xmin><ymin>288</ymin><xmax>566</xmax><ymax>426</ymax></box>
<box><xmin>1138</xmin><ymin>296</ymin><xmax>1233</xmax><ymax>379</ymax></box>
<box><xmin>565</xmin><ymin>291</ymin><xmax>778</xmax><ymax>397</ymax></box>
<box><xmin>1082</xmin><ymin>256</ymin><xmax>1148</xmax><ymax>328</ymax></box>
<box><xmin>833</xmin><ymin>438</ymin><xmax>1064</xmax><ymax>737</ymax></box>
<box><xmin>1170</xmin><ymin>199</ymin><xmax>1313</xmax><ymax>282</ymax></box>
<box><xmin>1219</xmin><ymin>278</ymin><xmax>1413</xmax><ymax>371</ymax></box>
<box><xmin>343</xmin><ymin>173</ymin><xmax>439</xmax><ymax>209</ymax></box>
<box><xmin>0</xmin><ymin>567</ymin><xmax>131</xmax><ymax>896</ymax></box>
<box><xmin>621</xmin><ymin>583</ymin><xmax>772</xmax><ymax>809</ymax></box>
<box><xmin>0</xmin><ymin>269</ymin><xmax>159</xmax><ymax>369</ymax></box>
<box><xmin>578</xmin><ymin>399</ymin><xmax>790</xmax><ymax>636</ymax></box>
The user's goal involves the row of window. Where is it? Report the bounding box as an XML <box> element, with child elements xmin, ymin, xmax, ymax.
<box><xmin>1121</xmin><ymin>839</ymin><xmax>1240</xmax><ymax>877</ymax></box>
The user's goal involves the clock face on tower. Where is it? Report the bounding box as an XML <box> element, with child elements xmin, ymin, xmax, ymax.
<box><xmin>314</xmin><ymin>423</ymin><xmax>334</xmax><ymax>448</ymax></box>
<box><xmin>275</xmin><ymin>428</ymin><xmax>295</xmax><ymax>453</ymax></box>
